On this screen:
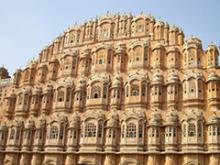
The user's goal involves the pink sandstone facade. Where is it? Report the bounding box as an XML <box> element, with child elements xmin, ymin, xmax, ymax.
<box><xmin>0</xmin><ymin>12</ymin><xmax>219</xmax><ymax>165</ymax></box>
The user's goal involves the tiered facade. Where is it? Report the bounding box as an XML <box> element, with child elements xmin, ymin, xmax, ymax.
<box><xmin>0</xmin><ymin>12</ymin><xmax>220</xmax><ymax>165</ymax></box>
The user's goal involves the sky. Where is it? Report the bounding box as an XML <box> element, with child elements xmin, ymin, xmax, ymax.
<box><xmin>0</xmin><ymin>0</ymin><xmax>220</xmax><ymax>75</ymax></box>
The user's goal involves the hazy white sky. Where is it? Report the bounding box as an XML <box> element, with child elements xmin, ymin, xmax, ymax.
<box><xmin>0</xmin><ymin>0</ymin><xmax>219</xmax><ymax>75</ymax></box>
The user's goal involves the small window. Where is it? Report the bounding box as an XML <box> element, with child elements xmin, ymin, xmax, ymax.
<box><xmin>126</xmin><ymin>123</ymin><xmax>136</xmax><ymax>138</ymax></box>
<box><xmin>10</xmin><ymin>129</ymin><xmax>15</xmax><ymax>139</ymax></box>
<box><xmin>188</xmin><ymin>123</ymin><xmax>196</xmax><ymax>137</ymax></box>
<box><xmin>99</xmin><ymin>59</ymin><xmax>103</xmax><ymax>64</ymax></box>
<box><xmin>50</xmin><ymin>126</ymin><xmax>58</xmax><ymax>139</ymax></box>
<box><xmin>85</xmin><ymin>123</ymin><xmax>96</xmax><ymax>137</ymax></box>
<box><xmin>131</xmin><ymin>85</ymin><xmax>139</xmax><ymax>96</ymax></box>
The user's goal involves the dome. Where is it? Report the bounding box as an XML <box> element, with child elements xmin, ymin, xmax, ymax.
<box><xmin>208</xmin><ymin>113</ymin><xmax>220</xmax><ymax>124</ymax></box>
<box><xmin>166</xmin><ymin>46</ymin><xmax>179</xmax><ymax>54</ymax></box>
<box><xmin>169</xmin><ymin>25</ymin><xmax>178</xmax><ymax>32</ymax></box>
<box><xmin>25</xmin><ymin>120</ymin><xmax>34</xmax><ymax>129</ymax></box>
<box><xmin>75</xmin><ymin>77</ymin><xmax>86</xmax><ymax>90</ymax></box>
<box><xmin>164</xmin><ymin>22</ymin><xmax>169</xmax><ymax>28</ymax></box>
<box><xmin>207</xmin><ymin>73</ymin><xmax>220</xmax><ymax>82</ymax></box>
<box><xmin>154</xmin><ymin>21</ymin><xmax>164</xmax><ymax>27</ymax></box>
<box><xmin>33</xmin><ymin>86</ymin><xmax>42</xmax><ymax>95</ymax></box>
<box><xmin>165</xmin><ymin>109</ymin><xmax>178</xmax><ymax>125</ymax></box>
<box><xmin>152</xmin><ymin>43</ymin><xmax>165</xmax><ymax>51</ymax></box>
<box><xmin>43</xmin><ymin>85</ymin><xmax>53</xmax><ymax>94</ymax></box>
<box><xmin>184</xmin><ymin>36</ymin><xmax>202</xmax><ymax>49</ymax></box>
<box><xmin>167</xmin><ymin>72</ymin><xmax>179</xmax><ymax>84</ymax></box>
<box><xmin>207</xmin><ymin>43</ymin><xmax>218</xmax><ymax>52</ymax></box>
<box><xmin>149</xmin><ymin>110</ymin><xmax>161</xmax><ymax>126</ymax></box>
<box><xmin>151</xmin><ymin>72</ymin><xmax>163</xmax><ymax>85</ymax></box>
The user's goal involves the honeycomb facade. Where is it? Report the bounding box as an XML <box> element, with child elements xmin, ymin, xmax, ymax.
<box><xmin>0</xmin><ymin>12</ymin><xmax>220</xmax><ymax>165</ymax></box>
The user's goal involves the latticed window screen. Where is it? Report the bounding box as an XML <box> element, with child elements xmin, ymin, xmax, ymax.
<box><xmin>50</xmin><ymin>126</ymin><xmax>58</xmax><ymax>139</ymax></box>
<box><xmin>85</xmin><ymin>123</ymin><xmax>96</xmax><ymax>137</ymax></box>
<box><xmin>188</xmin><ymin>123</ymin><xmax>196</xmax><ymax>137</ymax></box>
<box><xmin>126</xmin><ymin>123</ymin><xmax>137</xmax><ymax>138</ymax></box>
<box><xmin>131</xmin><ymin>85</ymin><xmax>139</xmax><ymax>96</ymax></box>
<box><xmin>138</xmin><ymin>124</ymin><xmax>143</xmax><ymax>138</ymax></box>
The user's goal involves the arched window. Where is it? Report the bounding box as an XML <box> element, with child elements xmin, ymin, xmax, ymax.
<box><xmin>197</xmin><ymin>121</ymin><xmax>202</xmax><ymax>137</ymax></box>
<box><xmin>103</xmin><ymin>84</ymin><xmax>108</xmax><ymax>98</ymax></box>
<box><xmin>50</xmin><ymin>126</ymin><xmax>58</xmax><ymax>139</ymax></box>
<box><xmin>141</xmin><ymin>82</ymin><xmax>146</xmax><ymax>96</ymax></box>
<box><xmin>98</xmin><ymin>121</ymin><xmax>103</xmax><ymax>138</ymax></box>
<box><xmin>57</xmin><ymin>90</ymin><xmax>65</xmax><ymax>102</ymax></box>
<box><xmin>136</xmin><ymin>23</ymin><xmax>144</xmax><ymax>33</ymax></box>
<box><xmin>59</xmin><ymin>124</ymin><xmax>65</xmax><ymax>139</ymax></box>
<box><xmin>10</xmin><ymin>128</ymin><xmax>15</xmax><ymax>139</ymax></box>
<box><xmin>133</xmin><ymin>46</ymin><xmax>142</xmax><ymax>62</ymax></box>
<box><xmin>183</xmin><ymin>123</ymin><xmax>187</xmax><ymax>137</ymax></box>
<box><xmin>126</xmin><ymin>85</ymin><xmax>129</xmax><ymax>97</ymax></box>
<box><xmin>18</xmin><ymin>94</ymin><xmax>23</xmax><ymax>105</ymax></box>
<box><xmin>72</xmin><ymin>58</ymin><xmax>77</xmax><ymax>70</ymax></box>
<box><xmin>149</xmin><ymin>127</ymin><xmax>160</xmax><ymax>137</ymax></box>
<box><xmin>138</xmin><ymin>124</ymin><xmax>143</xmax><ymax>138</ymax></box>
<box><xmin>85</xmin><ymin>123</ymin><xmax>96</xmax><ymax>137</ymax></box>
<box><xmin>16</xmin><ymin>128</ymin><xmax>20</xmax><ymax>140</ymax></box>
<box><xmin>91</xmin><ymin>86</ymin><xmax>101</xmax><ymax>99</ymax></box>
<box><xmin>121</xmin><ymin>125</ymin><xmax>125</xmax><ymax>138</ymax></box>
<box><xmin>131</xmin><ymin>85</ymin><xmax>139</xmax><ymax>96</ymax></box>
<box><xmin>188</xmin><ymin>78</ymin><xmax>196</xmax><ymax>94</ymax></box>
<box><xmin>66</xmin><ymin>89</ymin><xmax>71</xmax><ymax>102</ymax></box>
<box><xmin>69</xmin><ymin>129</ymin><xmax>77</xmax><ymax>139</ymax></box>
<box><xmin>97</xmin><ymin>52</ymin><xmax>105</xmax><ymax>64</ymax></box>
<box><xmin>35</xmin><ymin>129</ymin><xmax>43</xmax><ymax>140</ymax></box>
<box><xmin>165</xmin><ymin>126</ymin><xmax>176</xmax><ymax>137</ymax></box>
<box><xmin>126</xmin><ymin>123</ymin><xmax>136</xmax><ymax>138</ymax></box>
<box><xmin>0</xmin><ymin>130</ymin><xmax>4</xmax><ymax>140</ymax></box>
<box><xmin>188</xmin><ymin>123</ymin><xmax>196</xmax><ymax>137</ymax></box>
<box><xmin>24</xmin><ymin>131</ymin><xmax>31</xmax><ymax>139</ymax></box>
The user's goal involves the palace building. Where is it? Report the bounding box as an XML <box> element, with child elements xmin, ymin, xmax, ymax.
<box><xmin>0</xmin><ymin>12</ymin><xmax>220</xmax><ymax>165</ymax></box>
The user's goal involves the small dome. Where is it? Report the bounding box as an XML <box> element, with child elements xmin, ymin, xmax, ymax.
<box><xmin>0</xmin><ymin>66</ymin><xmax>10</xmax><ymax>79</ymax></box>
<box><xmin>208</xmin><ymin>113</ymin><xmax>220</xmax><ymax>124</ymax></box>
<box><xmin>164</xmin><ymin>22</ymin><xmax>169</xmax><ymax>28</ymax></box>
<box><xmin>207</xmin><ymin>73</ymin><xmax>220</xmax><ymax>82</ymax></box>
<box><xmin>149</xmin><ymin>110</ymin><xmax>161</xmax><ymax>126</ymax></box>
<box><xmin>167</xmin><ymin>72</ymin><xmax>179</xmax><ymax>84</ymax></box>
<box><xmin>165</xmin><ymin>109</ymin><xmax>178</xmax><ymax>125</ymax></box>
<box><xmin>23</xmin><ymin>86</ymin><xmax>32</xmax><ymax>94</ymax></box>
<box><xmin>25</xmin><ymin>120</ymin><xmax>34</xmax><ymax>129</ymax></box>
<box><xmin>184</xmin><ymin>36</ymin><xmax>202</xmax><ymax>49</ymax></box>
<box><xmin>151</xmin><ymin>72</ymin><xmax>163</xmax><ymax>85</ymax></box>
<box><xmin>169</xmin><ymin>25</ymin><xmax>178</xmax><ymax>32</ymax></box>
<box><xmin>75</xmin><ymin>77</ymin><xmax>86</xmax><ymax>90</ymax></box>
<box><xmin>154</xmin><ymin>21</ymin><xmax>164</xmax><ymax>27</ymax></box>
<box><xmin>152</xmin><ymin>43</ymin><xmax>165</xmax><ymax>51</ymax></box>
<box><xmin>43</xmin><ymin>85</ymin><xmax>53</xmax><ymax>94</ymax></box>
<box><xmin>207</xmin><ymin>43</ymin><xmax>218</xmax><ymax>52</ymax></box>
<box><xmin>166</xmin><ymin>46</ymin><xmax>179</xmax><ymax>53</ymax></box>
<box><xmin>33</xmin><ymin>86</ymin><xmax>42</xmax><ymax>95</ymax></box>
